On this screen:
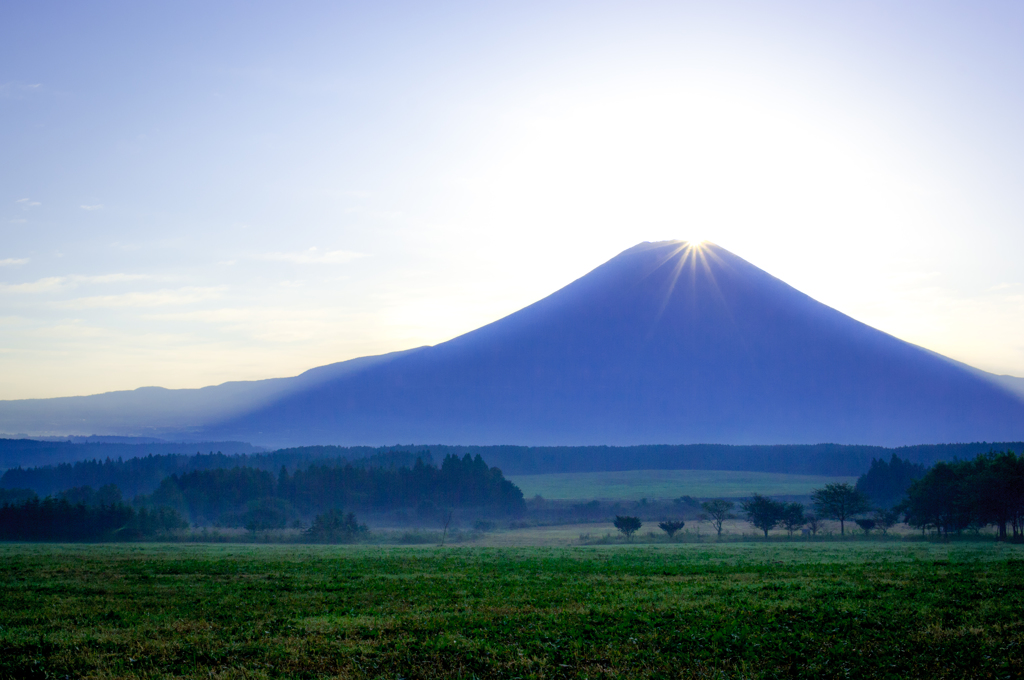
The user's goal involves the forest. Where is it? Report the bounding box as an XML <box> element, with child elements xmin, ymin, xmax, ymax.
<box><xmin>0</xmin><ymin>498</ymin><xmax>186</xmax><ymax>541</ymax></box>
<box><xmin>0</xmin><ymin>447</ymin><xmax>433</xmax><ymax>497</ymax></box>
<box><xmin>0</xmin><ymin>453</ymin><xmax>522</xmax><ymax>539</ymax></box>
<box><xmin>144</xmin><ymin>453</ymin><xmax>524</xmax><ymax>527</ymax></box>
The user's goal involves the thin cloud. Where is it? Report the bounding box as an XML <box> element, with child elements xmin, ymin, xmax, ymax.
<box><xmin>0</xmin><ymin>82</ymin><xmax>42</xmax><ymax>99</ymax></box>
<box><xmin>15</xmin><ymin>198</ymin><xmax>41</xmax><ymax>208</ymax></box>
<box><xmin>256</xmin><ymin>248</ymin><xmax>366</xmax><ymax>264</ymax></box>
<box><xmin>76</xmin><ymin>273</ymin><xmax>152</xmax><ymax>284</ymax></box>
<box><xmin>0</xmin><ymin>258</ymin><xmax>28</xmax><ymax>266</ymax></box>
<box><xmin>60</xmin><ymin>287</ymin><xmax>224</xmax><ymax>308</ymax></box>
<box><xmin>0</xmin><ymin>277</ymin><xmax>65</xmax><ymax>293</ymax></box>
<box><xmin>80</xmin><ymin>204</ymin><xmax>104</xmax><ymax>211</ymax></box>
<box><xmin>0</xmin><ymin>273</ymin><xmax>155</xmax><ymax>294</ymax></box>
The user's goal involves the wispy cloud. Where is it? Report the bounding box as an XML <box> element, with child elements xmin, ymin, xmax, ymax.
<box><xmin>80</xmin><ymin>204</ymin><xmax>104</xmax><ymax>211</ymax></box>
<box><xmin>0</xmin><ymin>277</ymin><xmax>65</xmax><ymax>293</ymax></box>
<box><xmin>0</xmin><ymin>273</ymin><xmax>155</xmax><ymax>294</ymax></box>
<box><xmin>63</xmin><ymin>287</ymin><xmax>224</xmax><ymax>308</ymax></box>
<box><xmin>76</xmin><ymin>273</ymin><xmax>152</xmax><ymax>284</ymax></box>
<box><xmin>256</xmin><ymin>247</ymin><xmax>366</xmax><ymax>264</ymax></box>
<box><xmin>0</xmin><ymin>82</ymin><xmax>42</xmax><ymax>99</ymax></box>
<box><xmin>0</xmin><ymin>258</ymin><xmax>28</xmax><ymax>266</ymax></box>
<box><xmin>15</xmin><ymin>198</ymin><xmax>41</xmax><ymax>208</ymax></box>
<box><xmin>989</xmin><ymin>283</ymin><xmax>1016</xmax><ymax>292</ymax></box>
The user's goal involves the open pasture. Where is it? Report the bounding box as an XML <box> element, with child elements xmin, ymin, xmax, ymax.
<box><xmin>1</xmin><ymin>542</ymin><xmax>1022</xmax><ymax>679</ymax></box>
<box><xmin>506</xmin><ymin>468</ymin><xmax>857</xmax><ymax>501</ymax></box>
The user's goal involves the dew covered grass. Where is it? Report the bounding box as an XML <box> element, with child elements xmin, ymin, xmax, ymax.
<box><xmin>0</xmin><ymin>542</ymin><xmax>1022</xmax><ymax>678</ymax></box>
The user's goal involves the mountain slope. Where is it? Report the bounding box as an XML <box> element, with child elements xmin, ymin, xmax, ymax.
<box><xmin>198</xmin><ymin>241</ymin><xmax>1024</xmax><ymax>446</ymax></box>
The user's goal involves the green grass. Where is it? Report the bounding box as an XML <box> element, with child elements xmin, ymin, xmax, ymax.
<box><xmin>507</xmin><ymin>468</ymin><xmax>857</xmax><ymax>500</ymax></box>
<box><xmin>1</xmin><ymin>542</ymin><xmax>1022</xmax><ymax>679</ymax></box>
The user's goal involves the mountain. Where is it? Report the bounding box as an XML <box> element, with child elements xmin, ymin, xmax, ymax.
<box><xmin>3</xmin><ymin>240</ymin><xmax>1024</xmax><ymax>447</ymax></box>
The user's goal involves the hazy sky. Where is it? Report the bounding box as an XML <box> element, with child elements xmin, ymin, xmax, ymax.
<box><xmin>3</xmin><ymin>1</ymin><xmax>1024</xmax><ymax>399</ymax></box>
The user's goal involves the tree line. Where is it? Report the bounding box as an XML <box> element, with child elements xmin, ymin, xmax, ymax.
<box><xmin>608</xmin><ymin>450</ymin><xmax>1024</xmax><ymax>541</ymax></box>
<box><xmin>904</xmin><ymin>451</ymin><xmax>1024</xmax><ymax>539</ymax></box>
<box><xmin>9</xmin><ymin>440</ymin><xmax>1021</xmax><ymax>495</ymax></box>
<box><xmin>0</xmin><ymin>448</ymin><xmax>434</xmax><ymax>498</ymax></box>
<box><xmin>612</xmin><ymin>485</ymin><xmax>872</xmax><ymax>540</ymax></box>
<box><xmin>142</xmin><ymin>453</ymin><xmax>525</xmax><ymax>528</ymax></box>
<box><xmin>0</xmin><ymin>497</ymin><xmax>186</xmax><ymax>541</ymax></box>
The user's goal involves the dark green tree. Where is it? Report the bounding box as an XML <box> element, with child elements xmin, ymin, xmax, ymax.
<box><xmin>742</xmin><ymin>494</ymin><xmax>786</xmax><ymax>538</ymax></box>
<box><xmin>781</xmin><ymin>502</ymin><xmax>806</xmax><ymax>537</ymax></box>
<box><xmin>700</xmin><ymin>499</ymin><xmax>735</xmax><ymax>538</ymax></box>
<box><xmin>855</xmin><ymin>454</ymin><xmax>927</xmax><ymax>508</ymax></box>
<box><xmin>904</xmin><ymin>461</ymin><xmax>972</xmax><ymax>536</ymax></box>
<box><xmin>966</xmin><ymin>451</ymin><xmax>1024</xmax><ymax>540</ymax></box>
<box><xmin>811</xmin><ymin>483</ymin><xmax>870</xmax><ymax>535</ymax></box>
<box><xmin>658</xmin><ymin>519</ymin><xmax>685</xmax><ymax>539</ymax></box>
<box><xmin>614</xmin><ymin>515</ymin><xmax>642</xmax><ymax>541</ymax></box>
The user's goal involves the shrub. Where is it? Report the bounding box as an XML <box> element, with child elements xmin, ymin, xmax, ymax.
<box><xmin>614</xmin><ymin>515</ymin><xmax>642</xmax><ymax>540</ymax></box>
<box><xmin>658</xmin><ymin>519</ymin><xmax>685</xmax><ymax>539</ymax></box>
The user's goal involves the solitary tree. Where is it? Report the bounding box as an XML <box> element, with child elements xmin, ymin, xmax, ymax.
<box><xmin>811</xmin><ymin>483</ymin><xmax>870</xmax><ymax>536</ymax></box>
<box><xmin>742</xmin><ymin>494</ymin><xmax>786</xmax><ymax>538</ymax></box>
<box><xmin>781</xmin><ymin>502</ymin><xmax>806</xmax><ymax>537</ymax></box>
<box><xmin>658</xmin><ymin>519</ymin><xmax>685</xmax><ymax>540</ymax></box>
<box><xmin>700</xmin><ymin>499</ymin><xmax>735</xmax><ymax>539</ymax></box>
<box><xmin>614</xmin><ymin>515</ymin><xmax>642</xmax><ymax>541</ymax></box>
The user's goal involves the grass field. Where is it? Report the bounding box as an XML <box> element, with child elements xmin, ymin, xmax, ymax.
<box><xmin>506</xmin><ymin>469</ymin><xmax>857</xmax><ymax>500</ymax></box>
<box><xmin>1</xmin><ymin>542</ymin><xmax>1022</xmax><ymax>679</ymax></box>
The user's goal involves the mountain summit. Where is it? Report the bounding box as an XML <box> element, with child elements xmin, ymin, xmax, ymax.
<box><xmin>208</xmin><ymin>240</ymin><xmax>1024</xmax><ymax>446</ymax></box>
<box><xmin>5</xmin><ymin>240</ymin><xmax>1024</xmax><ymax>447</ymax></box>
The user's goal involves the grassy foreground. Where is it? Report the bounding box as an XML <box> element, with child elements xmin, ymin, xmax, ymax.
<box><xmin>1</xmin><ymin>543</ymin><xmax>1022</xmax><ymax>679</ymax></box>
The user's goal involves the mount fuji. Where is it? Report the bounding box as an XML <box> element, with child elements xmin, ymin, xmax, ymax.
<box><xmin>4</xmin><ymin>240</ymin><xmax>1024</xmax><ymax>448</ymax></box>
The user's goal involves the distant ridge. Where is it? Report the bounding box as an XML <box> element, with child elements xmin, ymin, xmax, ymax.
<box><xmin>3</xmin><ymin>240</ymin><xmax>1024</xmax><ymax>448</ymax></box>
<box><xmin>0</xmin><ymin>439</ymin><xmax>263</xmax><ymax>472</ymax></box>
<box><xmin>4</xmin><ymin>441</ymin><xmax>1022</xmax><ymax>497</ymax></box>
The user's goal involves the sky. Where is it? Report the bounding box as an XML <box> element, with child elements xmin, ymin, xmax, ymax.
<box><xmin>2</xmin><ymin>1</ymin><xmax>1024</xmax><ymax>400</ymax></box>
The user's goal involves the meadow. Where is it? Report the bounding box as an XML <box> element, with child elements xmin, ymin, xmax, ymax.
<box><xmin>505</xmin><ymin>469</ymin><xmax>856</xmax><ymax>501</ymax></box>
<box><xmin>1</xmin><ymin>541</ymin><xmax>1021</xmax><ymax>679</ymax></box>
